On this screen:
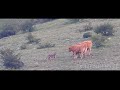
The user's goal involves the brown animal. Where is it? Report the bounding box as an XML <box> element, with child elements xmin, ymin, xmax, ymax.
<box><xmin>69</xmin><ymin>40</ymin><xmax>93</xmax><ymax>59</ymax></box>
<box><xmin>69</xmin><ymin>44</ymin><xmax>87</xmax><ymax>59</ymax></box>
<box><xmin>79</xmin><ymin>40</ymin><xmax>92</xmax><ymax>56</ymax></box>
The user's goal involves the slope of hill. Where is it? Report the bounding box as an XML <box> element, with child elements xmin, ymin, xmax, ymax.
<box><xmin>0</xmin><ymin>19</ymin><xmax>120</xmax><ymax>70</ymax></box>
<box><xmin>0</xmin><ymin>19</ymin><xmax>54</xmax><ymax>32</ymax></box>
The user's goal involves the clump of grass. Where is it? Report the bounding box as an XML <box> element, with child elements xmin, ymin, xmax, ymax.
<box><xmin>94</xmin><ymin>23</ymin><xmax>114</xmax><ymax>36</ymax></box>
<box><xmin>37</xmin><ymin>43</ymin><xmax>55</xmax><ymax>49</ymax></box>
<box><xmin>26</xmin><ymin>32</ymin><xmax>41</xmax><ymax>44</ymax></box>
<box><xmin>0</xmin><ymin>49</ymin><xmax>24</xmax><ymax>69</ymax></box>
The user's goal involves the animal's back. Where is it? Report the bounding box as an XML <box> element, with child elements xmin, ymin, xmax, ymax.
<box><xmin>84</xmin><ymin>40</ymin><xmax>92</xmax><ymax>49</ymax></box>
<box><xmin>78</xmin><ymin>40</ymin><xmax>92</xmax><ymax>48</ymax></box>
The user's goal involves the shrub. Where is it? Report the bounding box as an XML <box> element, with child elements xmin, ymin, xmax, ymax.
<box><xmin>94</xmin><ymin>23</ymin><xmax>114</xmax><ymax>36</ymax></box>
<box><xmin>26</xmin><ymin>33</ymin><xmax>40</xmax><ymax>44</ymax></box>
<box><xmin>83</xmin><ymin>32</ymin><xmax>92</xmax><ymax>38</ymax></box>
<box><xmin>0</xmin><ymin>24</ymin><xmax>16</xmax><ymax>39</ymax></box>
<box><xmin>0</xmin><ymin>49</ymin><xmax>24</xmax><ymax>69</ymax></box>
<box><xmin>91</xmin><ymin>34</ymin><xmax>107</xmax><ymax>48</ymax></box>
<box><xmin>20</xmin><ymin>44</ymin><xmax>27</xmax><ymax>50</ymax></box>
<box><xmin>37</xmin><ymin>43</ymin><xmax>55</xmax><ymax>49</ymax></box>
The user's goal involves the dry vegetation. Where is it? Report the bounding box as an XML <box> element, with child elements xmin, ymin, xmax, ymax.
<box><xmin>0</xmin><ymin>19</ymin><xmax>120</xmax><ymax>70</ymax></box>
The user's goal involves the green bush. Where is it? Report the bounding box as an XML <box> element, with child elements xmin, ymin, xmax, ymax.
<box><xmin>94</xmin><ymin>23</ymin><xmax>114</xmax><ymax>36</ymax></box>
<box><xmin>0</xmin><ymin>49</ymin><xmax>24</xmax><ymax>69</ymax></box>
<box><xmin>91</xmin><ymin>34</ymin><xmax>107</xmax><ymax>48</ymax></box>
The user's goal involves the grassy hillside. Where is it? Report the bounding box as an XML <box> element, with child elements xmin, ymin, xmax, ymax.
<box><xmin>0</xmin><ymin>19</ymin><xmax>120</xmax><ymax>70</ymax></box>
<box><xmin>0</xmin><ymin>19</ymin><xmax>54</xmax><ymax>32</ymax></box>
<box><xmin>0</xmin><ymin>19</ymin><xmax>28</xmax><ymax>30</ymax></box>
<box><xmin>34</xmin><ymin>19</ymin><xmax>80</xmax><ymax>31</ymax></box>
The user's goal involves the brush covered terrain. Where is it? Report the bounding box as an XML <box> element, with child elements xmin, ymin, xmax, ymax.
<box><xmin>0</xmin><ymin>19</ymin><xmax>120</xmax><ymax>70</ymax></box>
